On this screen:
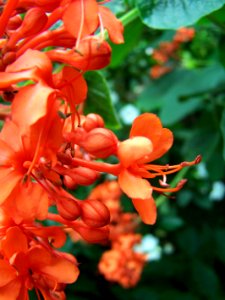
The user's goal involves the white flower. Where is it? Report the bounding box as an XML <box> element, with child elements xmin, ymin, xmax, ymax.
<box><xmin>134</xmin><ymin>234</ymin><xmax>162</xmax><ymax>261</ymax></box>
<box><xmin>119</xmin><ymin>104</ymin><xmax>140</xmax><ymax>125</ymax></box>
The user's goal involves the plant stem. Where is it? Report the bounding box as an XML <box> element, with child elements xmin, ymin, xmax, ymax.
<box><xmin>119</xmin><ymin>7</ymin><xmax>140</xmax><ymax>26</ymax></box>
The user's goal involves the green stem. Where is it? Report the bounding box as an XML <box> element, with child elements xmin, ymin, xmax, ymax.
<box><xmin>155</xmin><ymin>167</ymin><xmax>189</xmax><ymax>207</ymax></box>
<box><xmin>119</xmin><ymin>7</ymin><xmax>140</xmax><ymax>26</ymax></box>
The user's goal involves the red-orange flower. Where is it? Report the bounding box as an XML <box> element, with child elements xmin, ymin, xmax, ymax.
<box><xmin>117</xmin><ymin>113</ymin><xmax>200</xmax><ymax>224</ymax></box>
<box><xmin>0</xmin><ymin>226</ymin><xmax>79</xmax><ymax>299</ymax></box>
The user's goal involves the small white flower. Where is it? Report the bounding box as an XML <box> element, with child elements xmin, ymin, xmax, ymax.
<box><xmin>134</xmin><ymin>234</ymin><xmax>162</xmax><ymax>261</ymax></box>
<box><xmin>209</xmin><ymin>181</ymin><xmax>225</xmax><ymax>201</ymax></box>
<box><xmin>119</xmin><ymin>104</ymin><xmax>140</xmax><ymax>125</ymax></box>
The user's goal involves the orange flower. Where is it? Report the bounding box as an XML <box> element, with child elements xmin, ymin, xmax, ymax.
<box><xmin>117</xmin><ymin>113</ymin><xmax>200</xmax><ymax>224</ymax></box>
<box><xmin>98</xmin><ymin>233</ymin><xmax>146</xmax><ymax>288</ymax></box>
<box><xmin>0</xmin><ymin>226</ymin><xmax>79</xmax><ymax>299</ymax></box>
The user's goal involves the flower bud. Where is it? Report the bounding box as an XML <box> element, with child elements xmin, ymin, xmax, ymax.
<box><xmin>66</xmin><ymin>167</ymin><xmax>99</xmax><ymax>186</ymax></box>
<box><xmin>63</xmin><ymin>175</ymin><xmax>77</xmax><ymax>190</ymax></box>
<box><xmin>73</xmin><ymin>221</ymin><xmax>109</xmax><ymax>244</ymax></box>
<box><xmin>2</xmin><ymin>52</ymin><xmax>16</xmax><ymax>66</ymax></box>
<box><xmin>80</xmin><ymin>199</ymin><xmax>110</xmax><ymax>228</ymax></box>
<box><xmin>7</xmin><ymin>15</ymin><xmax>23</xmax><ymax>31</ymax></box>
<box><xmin>81</xmin><ymin>128</ymin><xmax>118</xmax><ymax>158</ymax></box>
<box><xmin>83</xmin><ymin>113</ymin><xmax>104</xmax><ymax>132</ymax></box>
<box><xmin>56</xmin><ymin>196</ymin><xmax>81</xmax><ymax>221</ymax></box>
<box><xmin>20</xmin><ymin>8</ymin><xmax>48</xmax><ymax>37</ymax></box>
<box><xmin>63</xmin><ymin>127</ymin><xmax>87</xmax><ymax>145</ymax></box>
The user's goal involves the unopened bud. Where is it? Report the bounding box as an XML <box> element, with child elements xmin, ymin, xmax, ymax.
<box><xmin>20</xmin><ymin>8</ymin><xmax>48</xmax><ymax>37</ymax></box>
<box><xmin>63</xmin><ymin>127</ymin><xmax>87</xmax><ymax>145</ymax></box>
<box><xmin>73</xmin><ymin>221</ymin><xmax>109</xmax><ymax>244</ymax></box>
<box><xmin>67</xmin><ymin>167</ymin><xmax>99</xmax><ymax>186</ymax></box>
<box><xmin>83</xmin><ymin>113</ymin><xmax>104</xmax><ymax>131</ymax></box>
<box><xmin>2</xmin><ymin>52</ymin><xmax>16</xmax><ymax>66</ymax></box>
<box><xmin>80</xmin><ymin>199</ymin><xmax>110</xmax><ymax>228</ymax></box>
<box><xmin>81</xmin><ymin>128</ymin><xmax>118</xmax><ymax>158</ymax></box>
<box><xmin>63</xmin><ymin>175</ymin><xmax>77</xmax><ymax>190</ymax></box>
<box><xmin>7</xmin><ymin>15</ymin><xmax>23</xmax><ymax>31</ymax></box>
<box><xmin>57</xmin><ymin>152</ymin><xmax>73</xmax><ymax>165</ymax></box>
<box><xmin>56</xmin><ymin>196</ymin><xmax>81</xmax><ymax>221</ymax></box>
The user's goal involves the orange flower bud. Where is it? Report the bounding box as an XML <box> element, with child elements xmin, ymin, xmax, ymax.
<box><xmin>81</xmin><ymin>128</ymin><xmax>118</xmax><ymax>158</ymax></box>
<box><xmin>83</xmin><ymin>113</ymin><xmax>104</xmax><ymax>132</ymax></box>
<box><xmin>66</xmin><ymin>167</ymin><xmax>99</xmax><ymax>186</ymax></box>
<box><xmin>56</xmin><ymin>196</ymin><xmax>81</xmax><ymax>221</ymax></box>
<box><xmin>80</xmin><ymin>199</ymin><xmax>110</xmax><ymax>228</ymax></box>
<box><xmin>2</xmin><ymin>52</ymin><xmax>16</xmax><ymax>66</ymax></box>
<box><xmin>20</xmin><ymin>8</ymin><xmax>48</xmax><ymax>37</ymax></box>
<box><xmin>63</xmin><ymin>175</ymin><xmax>77</xmax><ymax>190</ymax></box>
<box><xmin>7</xmin><ymin>15</ymin><xmax>23</xmax><ymax>31</ymax></box>
<box><xmin>63</xmin><ymin>127</ymin><xmax>87</xmax><ymax>145</ymax></box>
<box><xmin>73</xmin><ymin>222</ymin><xmax>109</xmax><ymax>244</ymax></box>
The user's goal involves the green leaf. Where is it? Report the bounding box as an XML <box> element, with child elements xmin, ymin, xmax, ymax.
<box><xmin>136</xmin><ymin>0</ymin><xmax>225</xmax><ymax>29</ymax></box>
<box><xmin>220</xmin><ymin>108</ymin><xmax>225</xmax><ymax>161</ymax></box>
<box><xmin>137</xmin><ymin>64</ymin><xmax>225</xmax><ymax>125</ymax></box>
<box><xmin>84</xmin><ymin>71</ymin><xmax>121</xmax><ymax>129</ymax></box>
<box><xmin>191</xmin><ymin>260</ymin><xmax>221</xmax><ymax>299</ymax></box>
<box><xmin>159</xmin><ymin>215</ymin><xmax>184</xmax><ymax>231</ymax></box>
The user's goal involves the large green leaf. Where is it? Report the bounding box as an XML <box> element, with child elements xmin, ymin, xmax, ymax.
<box><xmin>84</xmin><ymin>71</ymin><xmax>121</xmax><ymax>129</ymax></box>
<box><xmin>136</xmin><ymin>0</ymin><xmax>225</xmax><ymax>29</ymax></box>
<box><xmin>137</xmin><ymin>64</ymin><xmax>225</xmax><ymax>125</ymax></box>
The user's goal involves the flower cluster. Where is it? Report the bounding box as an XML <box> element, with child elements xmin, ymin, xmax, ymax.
<box><xmin>150</xmin><ymin>27</ymin><xmax>195</xmax><ymax>79</ymax></box>
<box><xmin>0</xmin><ymin>1</ymin><xmax>200</xmax><ymax>298</ymax></box>
<box><xmin>89</xmin><ymin>181</ymin><xmax>147</xmax><ymax>288</ymax></box>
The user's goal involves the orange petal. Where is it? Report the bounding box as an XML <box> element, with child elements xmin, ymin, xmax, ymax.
<box><xmin>0</xmin><ymin>69</ymin><xmax>36</xmax><ymax>89</ymax></box>
<box><xmin>0</xmin><ymin>260</ymin><xmax>17</xmax><ymax>287</ymax></box>
<box><xmin>3</xmin><ymin>182</ymin><xmax>49</xmax><ymax>224</ymax></box>
<box><xmin>146</xmin><ymin>128</ymin><xmax>173</xmax><ymax>162</ymax></box>
<box><xmin>132</xmin><ymin>197</ymin><xmax>157</xmax><ymax>225</ymax></box>
<box><xmin>11</xmin><ymin>82</ymin><xmax>55</xmax><ymax>132</ymax></box>
<box><xmin>6</xmin><ymin>49</ymin><xmax>52</xmax><ymax>83</ymax></box>
<box><xmin>41</xmin><ymin>254</ymin><xmax>80</xmax><ymax>284</ymax></box>
<box><xmin>98</xmin><ymin>6</ymin><xmax>124</xmax><ymax>44</ymax></box>
<box><xmin>118</xmin><ymin>136</ymin><xmax>152</xmax><ymax>168</ymax></box>
<box><xmin>130</xmin><ymin>113</ymin><xmax>163</xmax><ymax>147</ymax></box>
<box><xmin>0</xmin><ymin>120</ymin><xmax>23</xmax><ymax>152</ymax></box>
<box><xmin>54</xmin><ymin>66</ymin><xmax>87</xmax><ymax>105</ymax></box>
<box><xmin>0</xmin><ymin>140</ymin><xmax>14</xmax><ymax>165</ymax></box>
<box><xmin>63</xmin><ymin>0</ymin><xmax>99</xmax><ymax>38</ymax></box>
<box><xmin>1</xmin><ymin>227</ymin><xmax>28</xmax><ymax>259</ymax></box>
<box><xmin>28</xmin><ymin>246</ymin><xmax>79</xmax><ymax>283</ymax></box>
<box><xmin>0</xmin><ymin>168</ymin><xmax>21</xmax><ymax>205</ymax></box>
<box><xmin>118</xmin><ymin>169</ymin><xmax>152</xmax><ymax>199</ymax></box>
<box><xmin>0</xmin><ymin>278</ymin><xmax>21</xmax><ymax>300</ymax></box>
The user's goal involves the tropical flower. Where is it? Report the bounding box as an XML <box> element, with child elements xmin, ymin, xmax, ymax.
<box><xmin>117</xmin><ymin>113</ymin><xmax>200</xmax><ymax>224</ymax></box>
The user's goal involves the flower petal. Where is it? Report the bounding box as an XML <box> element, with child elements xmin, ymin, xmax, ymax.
<box><xmin>118</xmin><ymin>169</ymin><xmax>152</xmax><ymax>199</ymax></box>
<box><xmin>132</xmin><ymin>197</ymin><xmax>157</xmax><ymax>225</ymax></box>
<box><xmin>118</xmin><ymin>137</ymin><xmax>152</xmax><ymax>168</ymax></box>
<box><xmin>0</xmin><ymin>168</ymin><xmax>21</xmax><ymax>205</ymax></box>
<box><xmin>63</xmin><ymin>0</ymin><xmax>99</xmax><ymax>39</ymax></box>
<box><xmin>98</xmin><ymin>6</ymin><xmax>124</xmax><ymax>44</ymax></box>
<box><xmin>130</xmin><ymin>113</ymin><xmax>163</xmax><ymax>146</ymax></box>
<box><xmin>0</xmin><ymin>260</ymin><xmax>17</xmax><ymax>287</ymax></box>
<box><xmin>1</xmin><ymin>227</ymin><xmax>28</xmax><ymax>259</ymax></box>
<box><xmin>146</xmin><ymin>128</ymin><xmax>173</xmax><ymax>162</ymax></box>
